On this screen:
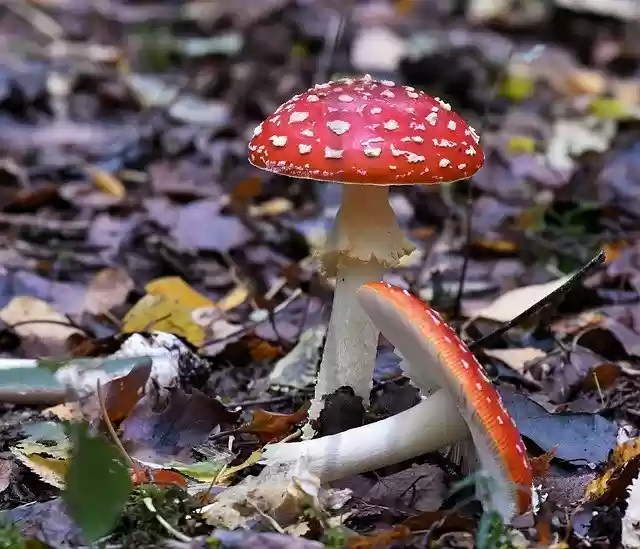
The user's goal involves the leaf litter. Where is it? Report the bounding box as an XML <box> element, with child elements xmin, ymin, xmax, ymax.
<box><xmin>0</xmin><ymin>0</ymin><xmax>639</xmax><ymax>548</ymax></box>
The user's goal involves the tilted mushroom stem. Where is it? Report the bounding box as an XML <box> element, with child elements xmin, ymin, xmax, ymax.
<box><xmin>307</xmin><ymin>184</ymin><xmax>412</xmax><ymax>425</ymax></box>
<box><xmin>265</xmin><ymin>389</ymin><xmax>468</xmax><ymax>482</ymax></box>
<box><xmin>264</xmin><ymin>282</ymin><xmax>532</xmax><ymax>521</ymax></box>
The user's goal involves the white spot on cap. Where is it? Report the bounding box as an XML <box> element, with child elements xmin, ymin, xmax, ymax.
<box><xmin>363</xmin><ymin>147</ymin><xmax>382</xmax><ymax>157</ymax></box>
<box><xmin>447</xmin><ymin>120</ymin><xmax>457</xmax><ymax>130</ymax></box>
<box><xmin>497</xmin><ymin>415</ymin><xmax>504</xmax><ymax>425</ymax></box>
<box><xmin>301</xmin><ymin>129</ymin><xmax>314</xmax><ymax>137</ymax></box>
<box><xmin>299</xmin><ymin>144</ymin><xmax>312</xmax><ymax>154</ymax></box>
<box><xmin>381</xmin><ymin>80</ymin><xmax>395</xmax><ymax>86</ymax></box>
<box><xmin>465</xmin><ymin>146</ymin><xmax>477</xmax><ymax>156</ymax></box>
<box><xmin>370</xmin><ymin>107</ymin><xmax>382</xmax><ymax>114</ymax></box>
<box><xmin>439</xmin><ymin>159</ymin><xmax>451</xmax><ymax>168</ymax></box>
<box><xmin>426</xmin><ymin>112</ymin><xmax>438</xmax><ymax>126</ymax></box>
<box><xmin>327</xmin><ymin>120</ymin><xmax>351</xmax><ymax>135</ymax></box>
<box><xmin>289</xmin><ymin>112</ymin><xmax>309</xmax><ymax>123</ymax></box>
<box><xmin>407</xmin><ymin>153</ymin><xmax>425</xmax><ymax>163</ymax></box>
<box><xmin>462</xmin><ymin>360</ymin><xmax>470</xmax><ymax>369</ymax></box>
<box><xmin>383</xmin><ymin>120</ymin><xmax>399</xmax><ymax>130</ymax></box>
<box><xmin>253</xmin><ymin>124</ymin><xmax>263</xmax><ymax>136</ymax></box>
<box><xmin>435</xmin><ymin>97</ymin><xmax>452</xmax><ymax>110</ymax></box>
<box><xmin>458</xmin><ymin>163</ymin><xmax>467</xmax><ymax>169</ymax></box>
<box><xmin>324</xmin><ymin>147</ymin><xmax>343</xmax><ymax>158</ymax></box>
<box><xmin>381</xmin><ymin>89</ymin><xmax>395</xmax><ymax>98</ymax></box>
<box><xmin>307</xmin><ymin>95</ymin><xmax>320</xmax><ymax>102</ymax></box>
<box><xmin>475</xmin><ymin>382</ymin><xmax>482</xmax><ymax>391</ymax></box>
<box><xmin>338</xmin><ymin>94</ymin><xmax>354</xmax><ymax>102</ymax></box>
<box><xmin>270</xmin><ymin>136</ymin><xmax>287</xmax><ymax>147</ymax></box>
<box><xmin>407</xmin><ymin>91</ymin><xmax>419</xmax><ymax>98</ymax></box>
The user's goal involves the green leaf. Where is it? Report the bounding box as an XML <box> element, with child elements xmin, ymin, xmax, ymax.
<box><xmin>63</xmin><ymin>423</ymin><xmax>132</xmax><ymax>542</ymax></box>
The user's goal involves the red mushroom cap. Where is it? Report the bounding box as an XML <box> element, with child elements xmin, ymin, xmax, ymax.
<box><xmin>356</xmin><ymin>281</ymin><xmax>532</xmax><ymax>516</ymax></box>
<box><xmin>247</xmin><ymin>75</ymin><xmax>484</xmax><ymax>185</ymax></box>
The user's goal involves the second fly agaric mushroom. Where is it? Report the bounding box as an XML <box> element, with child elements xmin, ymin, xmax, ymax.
<box><xmin>263</xmin><ymin>283</ymin><xmax>531</xmax><ymax>520</ymax></box>
<box><xmin>248</xmin><ymin>75</ymin><xmax>484</xmax><ymax>427</ymax></box>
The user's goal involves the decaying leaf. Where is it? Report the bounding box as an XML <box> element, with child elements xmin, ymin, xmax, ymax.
<box><xmin>121</xmin><ymin>386</ymin><xmax>239</xmax><ymax>462</ymax></box>
<box><xmin>584</xmin><ymin>438</ymin><xmax>640</xmax><ymax>504</ymax></box>
<box><xmin>83</xmin><ymin>268</ymin><xmax>135</xmax><ymax>316</ymax></box>
<box><xmin>346</xmin><ymin>525</ymin><xmax>411</xmax><ymax>549</ymax></box>
<box><xmin>464</xmin><ymin>273</ymin><xmax>574</xmax><ymax>323</ymax></box>
<box><xmin>483</xmin><ymin>347</ymin><xmax>546</xmax><ymax>373</ymax></box>
<box><xmin>240</xmin><ymin>406</ymin><xmax>308</xmax><ymax>444</ymax></box>
<box><xmin>0</xmin><ymin>296</ymin><xmax>82</xmax><ymax>356</ymax></box>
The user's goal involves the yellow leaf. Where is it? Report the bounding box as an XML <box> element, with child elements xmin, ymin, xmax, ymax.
<box><xmin>393</xmin><ymin>0</ymin><xmax>414</xmax><ymax>15</ymax></box>
<box><xmin>122</xmin><ymin>294</ymin><xmax>206</xmax><ymax>345</ymax></box>
<box><xmin>584</xmin><ymin>438</ymin><xmax>640</xmax><ymax>502</ymax></box>
<box><xmin>249</xmin><ymin>198</ymin><xmax>293</xmax><ymax>217</ymax></box>
<box><xmin>499</xmin><ymin>72</ymin><xmax>535</xmax><ymax>102</ymax></box>
<box><xmin>145</xmin><ymin>277</ymin><xmax>215</xmax><ymax>310</ymax></box>
<box><xmin>85</xmin><ymin>165</ymin><xmax>126</xmax><ymax>199</ymax></box>
<box><xmin>473</xmin><ymin>238</ymin><xmax>518</xmax><ymax>253</ymax></box>
<box><xmin>217</xmin><ymin>284</ymin><xmax>250</xmax><ymax>311</ymax></box>
<box><xmin>11</xmin><ymin>449</ymin><xmax>67</xmax><ymax>488</ymax></box>
<box><xmin>506</xmin><ymin>136</ymin><xmax>537</xmax><ymax>154</ymax></box>
<box><xmin>216</xmin><ymin>451</ymin><xmax>263</xmax><ymax>484</ymax></box>
<box><xmin>590</xmin><ymin>97</ymin><xmax>631</xmax><ymax>120</ymax></box>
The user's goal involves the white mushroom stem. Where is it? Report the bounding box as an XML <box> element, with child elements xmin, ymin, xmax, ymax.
<box><xmin>264</xmin><ymin>389</ymin><xmax>469</xmax><ymax>482</ymax></box>
<box><xmin>307</xmin><ymin>184</ymin><xmax>415</xmax><ymax>427</ymax></box>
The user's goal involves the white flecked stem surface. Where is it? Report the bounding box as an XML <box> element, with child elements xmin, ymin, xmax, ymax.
<box><xmin>306</xmin><ymin>185</ymin><xmax>414</xmax><ymax>432</ymax></box>
<box><xmin>306</xmin><ymin>258</ymin><xmax>383</xmax><ymax>426</ymax></box>
<box><xmin>264</xmin><ymin>389</ymin><xmax>469</xmax><ymax>482</ymax></box>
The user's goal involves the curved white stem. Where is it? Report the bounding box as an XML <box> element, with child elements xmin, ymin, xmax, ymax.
<box><xmin>264</xmin><ymin>389</ymin><xmax>469</xmax><ymax>482</ymax></box>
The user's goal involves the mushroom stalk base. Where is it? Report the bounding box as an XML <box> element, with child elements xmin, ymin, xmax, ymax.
<box><xmin>265</xmin><ymin>389</ymin><xmax>469</xmax><ymax>482</ymax></box>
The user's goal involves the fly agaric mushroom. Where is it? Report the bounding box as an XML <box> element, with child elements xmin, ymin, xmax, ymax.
<box><xmin>248</xmin><ymin>75</ymin><xmax>484</xmax><ymax>427</ymax></box>
<box><xmin>263</xmin><ymin>282</ymin><xmax>531</xmax><ymax>520</ymax></box>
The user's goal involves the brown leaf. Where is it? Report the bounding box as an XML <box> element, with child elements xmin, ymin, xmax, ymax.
<box><xmin>247</xmin><ymin>338</ymin><xmax>283</xmax><ymax>361</ymax></box>
<box><xmin>346</xmin><ymin>525</ymin><xmax>411</xmax><ymax>549</ymax></box>
<box><xmin>230</xmin><ymin>176</ymin><xmax>262</xmax><ymax>205</ymax></box>
<box><xmin>241</xmin><ymin>405</ymin><xmax>308</xmax><ymax>444</ymax></box>
<box><xmin>530</xmin><ymin>446</ymin><xmax>558</xmax><ymax>477</ymax></box>
<box><xmin>83</xmin><ymin>267</ymin><xmax>135</xmax><ymax>316</ymax></box>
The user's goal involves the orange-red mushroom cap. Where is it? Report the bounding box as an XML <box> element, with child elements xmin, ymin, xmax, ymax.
<box><xmin>248</xmin><ymin>75</ymin><xmax>484</xmax><ymax>185</ymax></box>
<box><xmin>356</xmin><ymin>281</ymin><xmax>532</xmax><ymax>517</ymax></box>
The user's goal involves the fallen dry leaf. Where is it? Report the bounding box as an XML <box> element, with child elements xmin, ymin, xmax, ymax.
<box><xmin>484</xmin><ymin>347</ymin><xmax>546</xmax><ymax>373</ymax></box>
<box><xmin>0</xmin><ymin>296</ymin><xmax>82</xmax><ymax>356</ymax></box>
<box><xmin>464</xmin><ymin>273</ymin><xmax>574</xmax><ymax>322</ymax></box>
<box><xmin>121</xmin><ymin>387</ymin><xmax>240</xmax><ymax>462</ymax></box>
<box><xmin>346</xmin><ymin>525</ymin><xmax>411</xmax><ymax>549</ymax></box>
<box><xmin>0</xmin><ymin>459</ymin><xmax>12</xmax><ymax>494</ymax></box>
<box><xmin>241</xmin><ymin>406</ymin><xmax>308</xmax><ymax>444</ymax></box>
<box><xmin>85</xmin><ymin>165</ymin><xmax>126</xmax><ymax>199</ymax></box>
<box><xmin>83</xmin><ymin>267</ymin><xmax>135</xmax><ymax>316</ymax></box>
<box><xmin>122</xmin><ymin>294</ymin><xmax>206</xmax><ymax>345</ymax></box>
<box><xmin>584</xmin><ymin>438</ymin><xmax>640</xmax><ymax>504</ymax></box>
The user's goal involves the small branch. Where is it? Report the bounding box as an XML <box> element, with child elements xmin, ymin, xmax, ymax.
<box><xmin>469</xmin><ymin>249</ymin><xmax>606</xmax><ymax>350</ymax></box>
<box><xmin>142</xmin><ymin>497</ymin><xmax>192</xmax><ymax>543</ymax></box>
<box><xmin>97</xmin><ymin>379</ymin><xmax>135</xmax><ymax>469</ymax></box>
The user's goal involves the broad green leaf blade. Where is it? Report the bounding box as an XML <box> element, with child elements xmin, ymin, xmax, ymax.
<box><xmin>63</xmin><ymin>423</ymin><xmax>132</xmax><ymax>542</ymax></box>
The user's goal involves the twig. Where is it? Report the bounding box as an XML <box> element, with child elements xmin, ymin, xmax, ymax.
<box><xmin>453</xmin><ymin>186</ymin><xmax>474</xmax><ymax>318</ymax></box>
<box><xmin>469</xmin><ymin>249</ymin><xmax>606</xmax><ymax>350</ymax></box>
<box><xmin>142</xmin><ymin>497</ymin><xmax>192</xmax><ymax>543</ymax></box>
<box><xmin>96</xmin><ymin>379</ymin><xmax>135</xmax><ymax>469</ymax></box>
<box><xmin>313</xmin><ymin>0</ymin><xmax>355</xmax><ymax>83</ymax></box>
